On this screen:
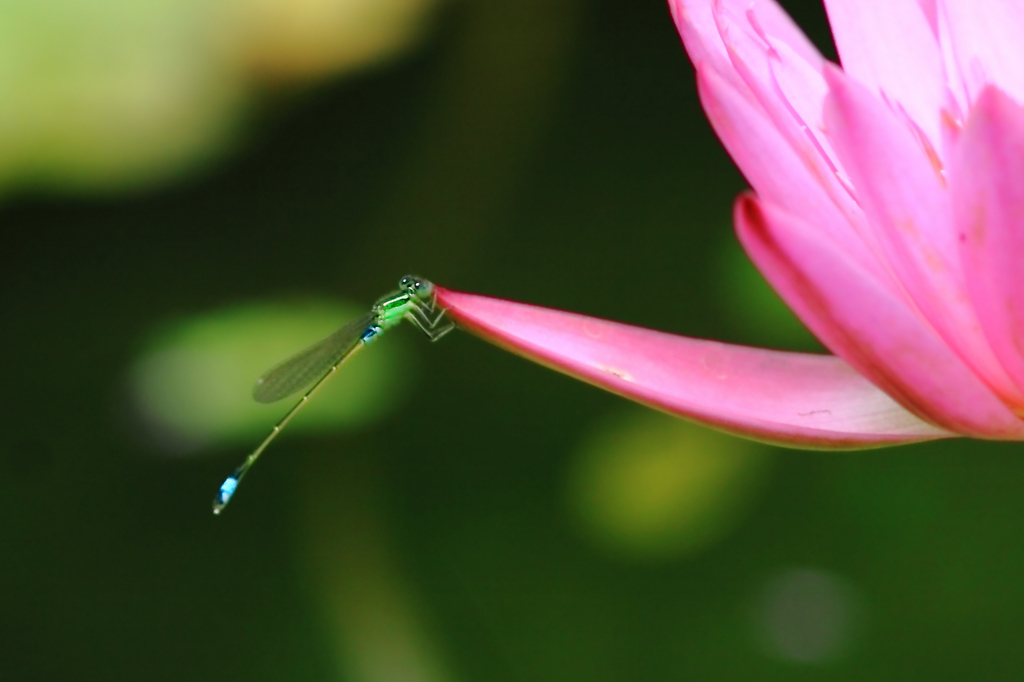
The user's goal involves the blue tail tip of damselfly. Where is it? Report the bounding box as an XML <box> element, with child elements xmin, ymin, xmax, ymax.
<box><xmin>212</xmin><ymin>476</ymin><xmax>239</xmax><ymax>515</ymax></box>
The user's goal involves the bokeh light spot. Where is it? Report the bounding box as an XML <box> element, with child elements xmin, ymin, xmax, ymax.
<box><xmin>567</xmin><ymin>410</ymin><xmax>771</xmax><ymax>559</ymax></box>
<box><xmin>753</xmin><ymin>567</ymin><xmax>864</xmax><ymax>664</ymax></box>
<box><xmin>129</xmin><ymin>298</ymin><xmax>411</xmax><ymax>453</ymax></box>
<box><xmin>0</xmin><ymin>0</ymin><xmax>442</xmax><ymax>194</ymax></box>
<box><xmin>238</xmin><ymin>0</ymin><xmax>443</xmax><ymax>79</ymax></box>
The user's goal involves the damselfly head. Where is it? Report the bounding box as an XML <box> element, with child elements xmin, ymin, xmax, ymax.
<box><xmin>399</xmin><ymin>275</ymin><xmax>433</xmax><ymax>301</ymax></box>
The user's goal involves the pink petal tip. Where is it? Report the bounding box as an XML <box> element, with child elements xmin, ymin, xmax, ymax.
<box><xmin>434</xmin><ymin>285</ymin><xmax>951</xmax><ymax>449</ymax></box>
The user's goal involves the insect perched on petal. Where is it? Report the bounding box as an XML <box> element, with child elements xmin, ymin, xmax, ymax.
<box><xmin>213</xmin><ymin>276</ymin><xmax>453</xmax><ymax>514</ymax></box>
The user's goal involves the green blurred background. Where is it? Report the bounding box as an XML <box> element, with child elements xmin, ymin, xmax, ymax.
<box><xmin>4</xmin><ymin>0</ymin><xmax>1024</xmax><ymax>679</ymax></box>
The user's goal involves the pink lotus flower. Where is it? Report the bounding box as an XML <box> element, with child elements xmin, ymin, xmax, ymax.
<box><xmin>435</xmin><ymin>0</ymin><xmax>1024</xmax><ymax>448</ymax></box>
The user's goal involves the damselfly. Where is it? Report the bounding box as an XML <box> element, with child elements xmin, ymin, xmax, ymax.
<box><xmin>212</xmin><ymin>276</ymin><xmax>453</xmax><ymax>514</ymax></box>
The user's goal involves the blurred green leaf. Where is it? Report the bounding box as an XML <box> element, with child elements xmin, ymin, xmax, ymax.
<box><xmin>130</xmin><ymin>298</ymin><xmax>411</xmax><ymax>452</ymax></box>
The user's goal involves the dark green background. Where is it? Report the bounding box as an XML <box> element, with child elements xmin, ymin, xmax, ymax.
<box><xmin>4</xmin><ymin>1</ymin><xmax>1023</xmax><ymax>680</ymax></box>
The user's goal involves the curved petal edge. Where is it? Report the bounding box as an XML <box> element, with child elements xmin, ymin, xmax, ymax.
<box><xmin>434</xmin><ymin>286</ymin><xmax>952</xmax><ymax>449</ymax></box>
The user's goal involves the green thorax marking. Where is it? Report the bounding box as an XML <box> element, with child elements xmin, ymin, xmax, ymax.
<box><xmin>373</xmin><ymin>291</ymin><xmax>417</xmax><ymax>330</ymax></box>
